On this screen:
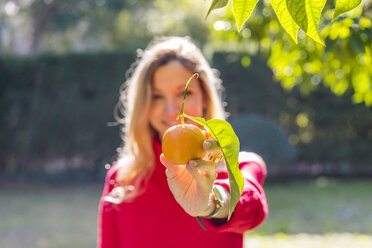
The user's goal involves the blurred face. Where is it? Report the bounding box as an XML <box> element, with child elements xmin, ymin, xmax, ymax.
<box><xmin>149</xmin><ymin>60</ymin><xmax>206</xmax><ymax>138</ymax></box>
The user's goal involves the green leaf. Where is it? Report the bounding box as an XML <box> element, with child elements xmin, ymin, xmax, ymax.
<box><xmin>206</xmin><ymin>0</ymin><xmax>230</xmax><ymax>19</ymax></box>
<box><xmin>206</xmin><ymin>119</ymin><xmax>243</xmax><ymax>220</ymax></box>
<box><xmin>286</xmin><ymin>0</ymin><xmax>327</xmax><ymax>46</ymax></box>
<box><xmin>183</xmin><ymin>115</ymin><xmax>207</xmax><ymax>126</ymax></box>
<box><xmin>233</xmin><ymin>0</ymin><xmax>259</xmax><ymax>31</ymax></box>
<box><xmin>333</xmin><ymin>0</ymin><xmax>362</xmax><ymax>21</ymax></box>
<box><xmin>184</xmin><ymin>114</ymin><xmax>244</xmax><ymax>220</ymax></box>
<box><xmin>271</xmin><ymin>0</ymin><xmax>299</xmax><ymax>44</ymax></box>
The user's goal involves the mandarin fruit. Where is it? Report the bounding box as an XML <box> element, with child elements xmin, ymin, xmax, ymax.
<box><xmin>162</xmin><ymin>124</ymin><xmax>207</xmax><ymax>165</ymax></box>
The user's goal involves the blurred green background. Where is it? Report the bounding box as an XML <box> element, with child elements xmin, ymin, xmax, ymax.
<box><xmin>1</xmin><ymin>0</ymin><xmax>371</xmax><ymax>247</ymax></box>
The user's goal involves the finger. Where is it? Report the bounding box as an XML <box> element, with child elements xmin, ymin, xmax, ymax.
<box><xmin>189</xmin><ymin>159</ymin><xmax>216</xmax><ymax>173</ymax></box>
<box><xmin>201</xmin><ymin>131</ymin><xmax>223</xmax><ymax>160</ymax></box>
<box><xmin>186</xmin><ymin>159</ymin><xmax>217</xmax><ymax>180</ymax></box>
<box><xmin>160</xmin><ymin>153</ymin><xmax>183</xmax><ymax>178</ymax></box>
<box><xmin>160</xmin><ymin>153</ymin><xmax>172</xmax><ymax>168</ymax></box>
<box><xmin>203</xmin><ymin>139</ymin><xmax>222</xmax><ymax>155</ymax></box>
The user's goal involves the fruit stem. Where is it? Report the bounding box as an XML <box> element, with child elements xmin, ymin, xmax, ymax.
<box><xmin>177</xmin><ymin>73</ymin><xmax>199</xmax><ymax>125</ymax></box>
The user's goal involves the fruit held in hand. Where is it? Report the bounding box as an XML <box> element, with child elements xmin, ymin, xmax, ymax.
<box><xmin>162</xmin><ymin>124</ymin><xmax>207</xmax><ymax>165</ymax></box>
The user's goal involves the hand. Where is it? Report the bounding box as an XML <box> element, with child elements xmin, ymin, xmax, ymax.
<box><xmin>160</xmin><ymin>139</ymin><xmax>223</xmax><ymax>217</ymax></box>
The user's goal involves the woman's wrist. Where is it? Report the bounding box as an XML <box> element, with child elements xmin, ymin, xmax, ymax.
<box><xmin>198</xmin><ymin>185</ymin><xmax>230</xmax><ymax>219</ymax></box>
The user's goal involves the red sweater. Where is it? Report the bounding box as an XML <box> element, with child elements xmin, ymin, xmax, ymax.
<box><xmin>97</xmin><ymin>136</ymin><xmax>268</xmax><ymax>248</ymax></box>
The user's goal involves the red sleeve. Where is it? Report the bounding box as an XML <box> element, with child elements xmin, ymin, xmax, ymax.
<box><xmin>202</xmin><ymin>160</ymin><xmax>268</xmax><ymax>233</ymax></box>
<box><xmin>97</xmin><ymin>164</ymin><xmax>120</xmax><ymax>248</ymax></box>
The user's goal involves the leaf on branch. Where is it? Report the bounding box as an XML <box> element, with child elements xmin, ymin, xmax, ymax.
<box><xmin>333</xmin><ymin>0</ymin><xmax>362</xmax><ymax>21</ymax></box>
<box><xmin>206</xmin><ymin>119</ymin><xmax>243</xmax><ymax>220</ymax></box>
<box><xmin>184</xmin><ymin>115</ymin><xmax>243</xmax><ymax>221</ymax></box>
<box><xmin>286</xmin><ymin>0</ymin><xmax>327</xmax><ymax>46</ymax></box>
<box><xmin>233</xmin><ymin>0</ymin><xmax>260</xmax><ymax>31</ymax></box>
<box><xmin>206</xmin><ymin>0</ymin><xmax>230</xmax><ymax>19</ymax></box>
<box><xmin>271</xmin><ymin>0</ymin><xmax>299</xmax><ymax>44</ymax></box>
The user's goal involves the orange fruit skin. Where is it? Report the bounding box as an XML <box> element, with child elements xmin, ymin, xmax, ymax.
<box><xmin>162</xmin><ymin>124</ymin><xmax>207</xmax><ymax>165</ymax></box>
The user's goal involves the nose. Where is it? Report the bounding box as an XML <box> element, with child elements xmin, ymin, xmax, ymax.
<box><xmin>164</xmin><ymin>98</ymin><xmax>180</xmax><ymax>117</ymax></box>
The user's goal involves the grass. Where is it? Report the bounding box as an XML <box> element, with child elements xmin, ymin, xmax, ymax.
<box><xmin>244</xmin><ymin>233</ymin><xmax>372</xmax><ymax>248</ymax></box>
<box><xmin>254</xmin><ymin>177</ymin><xmax>372</xmax><ymax>234</ymax></box>
<box><xmin>0</xmin><ymin>178</ymin><xmax>371</xmax><ymax>248</ymax></box>
<box><xmin>0</xmin><ymin>183</ymin><xmax>102</xmax><ymax>248</ymax></box>
<box><xmin>245</xmin><ymin>177</ymin><xmax>372</xmax><ymax>248</ymax></box>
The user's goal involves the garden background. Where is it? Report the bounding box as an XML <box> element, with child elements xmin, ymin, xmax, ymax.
<box><xmin>1</xmin><ymin>0</ymin><xmax>372</xmax><ymax>247</ymax></box>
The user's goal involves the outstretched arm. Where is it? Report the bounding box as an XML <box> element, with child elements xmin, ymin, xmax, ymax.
<box><xmin>160</xmin><ymin>137</ymin><xmax>268</xmax><ymax>233</ymax></box>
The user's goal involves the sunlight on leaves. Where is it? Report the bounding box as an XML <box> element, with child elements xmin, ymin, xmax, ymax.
<box><xmin>271</xmin><ymin>0</ymin><xmax>299</xmax><ymax>44</ymax></box>
<box><xmin>233</xmin><ymin>0</ymin><xmax>260</xmax><ymax>31</ymax></box>
<box><xmin>205</xmin><ymin>0</ymin><xmax>370</xmax><ymax>105</ymax></box>
<box><xmin>333</xmin><ymin>0</ymin><xmax>362</xmax><ymax>21</ymax></box>
<box><xmin>206</xmin><ymin>0</ymin><xmax>229</xmax><ymax>18</ymax></box>
<box><xmin>286</xmin><ymin>0</ymin><xmax>327</xmax><ymax>46</ymax></box>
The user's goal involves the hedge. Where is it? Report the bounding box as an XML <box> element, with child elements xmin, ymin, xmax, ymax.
<box><xmin>1</xmin><ymin>51</ymin><xmax>371</xmax><ymax>181</ymax></box>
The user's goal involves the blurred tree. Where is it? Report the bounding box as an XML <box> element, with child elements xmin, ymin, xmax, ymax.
<box><xmin>1</xmin><ymin>0</ymin><xmax>371</xmax><ymax>104</ymax></box>
<box><xmin>30</xmin><ymin>0</ymin><xmax>65</xmax><ymax>52</ymax></box>
<box><xmin>29</xmin><ymin>0</ymin><xmax>141</xmax><ymax>53</ymax></box>
<box><xmin>111</xmin><ymin>0</ymin><xmax>210</xmax><ymax>49</ymax></box>
<box><xmin>0</xmin><ymin>0</ymin><xmax>210</xmax><ymax>53</ymax></box>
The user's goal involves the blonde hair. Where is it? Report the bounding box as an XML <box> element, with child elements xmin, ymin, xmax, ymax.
<box><xmin>109</xmin><ymin>36</ymin><xmax>227</xmax><ymax>202</ymax></box>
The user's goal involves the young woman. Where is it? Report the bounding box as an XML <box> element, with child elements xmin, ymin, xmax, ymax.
<box><xmin>98</xmin><ymin>36</ymin><xmax>268</xmax><ymax>248</ymax></box>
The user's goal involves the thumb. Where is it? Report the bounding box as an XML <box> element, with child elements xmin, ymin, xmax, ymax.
<box><xmin>160</xmin><ymin>153</ymin><xmax>183</xmax><ymax>178</ymax></box>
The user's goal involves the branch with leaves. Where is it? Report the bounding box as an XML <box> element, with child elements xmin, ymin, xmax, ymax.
<box><xmin>206</xmin><ymin>0</ymin><xmax>372</xmax><ymax>105</ymax></box>
<box><xmin>178</xmin><ymin>74</ymin><xmax>243</xmax><ymax>221</ymax></box>
<box><xmin>206</xmin><ymin>0</ymin><xmax>363</xmax><ymax>46</ymax></box>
